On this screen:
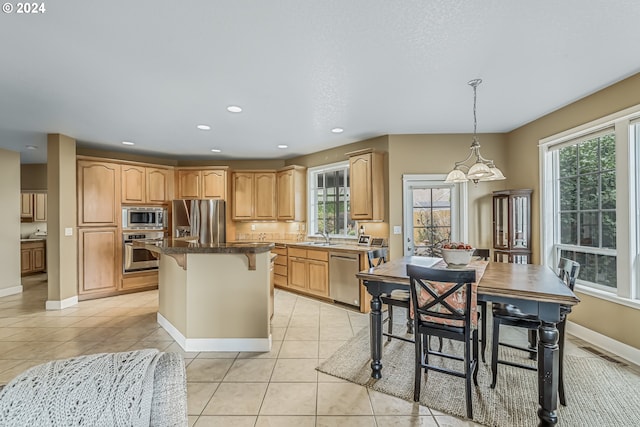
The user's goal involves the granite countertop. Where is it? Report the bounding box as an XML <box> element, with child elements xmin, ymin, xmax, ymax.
<box><xmin>234</xmin><ymin>240</ymin><xmax>378</xmax><ymax>253</ymax></box>
<box><xmin>21</xmin><ymin>238</ymin><xmax>47</xmax><ymax>242</ymax></box>
<box><xmin>138</xmin><ymin>238</ymin><xmax>274</xmax><ymax>255</ymax></box>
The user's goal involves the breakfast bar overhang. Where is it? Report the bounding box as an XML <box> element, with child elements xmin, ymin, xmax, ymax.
<box><xmin>142</xmin><ymin>239</ymin><xmax>274</xmax><ymax>352</ymax></box>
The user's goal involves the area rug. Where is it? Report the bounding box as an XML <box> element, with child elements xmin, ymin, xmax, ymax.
<box><xmin>317</xmin><ymin>325</ymin><xmax>640</xmax><ymax>426</ymax></box>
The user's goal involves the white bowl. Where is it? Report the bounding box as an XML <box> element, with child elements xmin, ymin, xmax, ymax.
<box><xmin>441</xmin><ymin>248</ymin><xmax>475</xmax><ymax>268</ymax></box>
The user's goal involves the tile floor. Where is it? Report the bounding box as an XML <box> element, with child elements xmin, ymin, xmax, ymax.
<box><xmin>1</xmin><ymin>274</ymin><xmax>637</xmax><ymax>427</ymax></box>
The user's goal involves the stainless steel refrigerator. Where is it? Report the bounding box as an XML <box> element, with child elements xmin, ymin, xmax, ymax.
<box><xmin>172</xmin><ymin>199</ymin><xmax>226</xmax><ymax>244</ymax></box>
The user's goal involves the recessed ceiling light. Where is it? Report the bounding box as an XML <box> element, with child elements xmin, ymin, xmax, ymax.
<box><xmin>277</xmin><ymin>144</ymin><xmax>288</xmax><ymax>149</ymax></box>
<box><xmin>197</xmin><ymin>124</ymin><xmax>211</xmax><ymax>130</ymax></box>
<box><xmin>25</xmin><ymin>145</ymin><xmax>38</xmax><ymax>150</ymax></box>
<box><xmin>331</xmin><ymin>127</ymin><xmax>344</xmax><ymax>133</ymax></box>
<box><xmin>227</xmin><ymin>105</ymin><xmax>242</xmax><ymax>113</ymax></box>
<box><xmin>210</xmin><ymin>149</ymin><xmax>221</xmax><ymax>153</ymax></box>
<box><xmin>122</xmin><ymin>141</ymin><xmax>135</xmax><ymax>146</ymax></box>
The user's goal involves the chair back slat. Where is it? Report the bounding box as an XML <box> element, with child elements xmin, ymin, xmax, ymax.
<box><xmin>407</xmin><ymin>264</ymin><xmax>477</xmax><ymax>328</ymax></box>
<box><xmin>472</xmin><ymin>248</ymin><xmax>490</xmax><ymax>261</ymax></box>
<box><xmin>367</xmin><ymin>248</ymin><xmax>388</xmax><ymax>268</ymax></box>
<box><xmin>557</xmin><ymin>258</ymin><xmax>580</xmax><ymax>291</ymax></box>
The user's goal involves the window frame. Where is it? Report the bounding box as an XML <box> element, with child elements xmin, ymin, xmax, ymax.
<box><xmin>402</xmin><ymin>174</ymin><xmax>468</xmax><ymax>257</ymax></box>
<box><xmin>307</xmin><ymin>160</ymin><xmax>355</xmax><ymax>239</ymax></box>
<box><xmin>539</xmin><ymin>103</ymin><xmax>640</xmax><ymax>309</ymax></box>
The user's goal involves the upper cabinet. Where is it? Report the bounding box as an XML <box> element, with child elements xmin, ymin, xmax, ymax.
<box><xmin>146</xmin><ymin>167</ymin><xmax>173</xmax><ymax>203</ymax></box>
<box><xmin>77</xmin><ymin>160</ymin><xmax>121</xmax><ymax>227</ymax></box>
<box><xmin>34</xmin><ymin>193</ymin><xmax>47</xmax><ymax>222</ymax></box>
<box><xmin>122</xmin><ymin>165</ymin><xmax>173</xmax><ymax>204</ymax></box>
<box><xmin>348</xmin><ymin>149</ymin><xmax>385</xmax><ymax>221</ymax></box>
<box><xmin>20</xmin><ymin>193</ymin><xmax>33</xmax><ymax>219</ymax></box>
<box><xmin>176</xmin><ymin>167</ymin><xmax>227</xmax><ymax>200</ymax></box>
<box><xmin>20</xmin><ymin>192</ymin><xmax>47</xmax><ymax>222</ymax></box>
<box><xmin>121</xmin><ymin>165</ymin><xmax>145</xmax><ymax>203</ymax></box>
<box><xmin>277</xmin><ymin>166</ymin><xmax>306</xmax><ymax>221</ymax></box>
<box><xmin>232</xmin><ymin>171</ymin><xmax>276</xmax><ymax>220</ymax></box>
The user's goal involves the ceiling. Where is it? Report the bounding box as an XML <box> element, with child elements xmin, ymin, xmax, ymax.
<box><xmin>2</xmin><ymin>1</ymin><xmax>640</xmax><ymax>164</ymax></box>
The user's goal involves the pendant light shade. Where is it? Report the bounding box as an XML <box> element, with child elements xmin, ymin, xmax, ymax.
<box><xmin>444</xmin><ymin>79</ymin><xmax>506</xmax><ymax>184</ymax></box>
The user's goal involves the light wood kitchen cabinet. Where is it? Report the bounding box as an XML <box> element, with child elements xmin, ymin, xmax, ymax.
<box><xmin>77</xmin><ymin>160</ymin><xmax>121</xmax><ymax>227</ymax></box>
<box><xmin>33</xmin><ymin>193</ymin><xmax>47</xmax><ymax>222</ymax></box>
<box><xmin>21</xmin><ymin>240</ymin><xmax>46</xmax><ymax>276</ymax></box>
<box><xmin>232</xmin><ymin>171</ymin><xmax>276</xmax><ymax>220</ymax></box>
<box><xmin>121</xmin><ymin>165</ymin><xmax>145</xmax><ymax>203</ymax></box>
<box><xmin>202</xmin><ymin>169</ymin><xmax>227</xmax><ymax>199</ymax></box>
<box><xmin>122</xmin><ymin>165</ymin><xmax>173</xmax><ymax>204</ymax></box>
<box><xmin>287</xmin><ymin>247</ymin><xmax>329</xmax><ymax>297</ymax></box>
<box><xmin>277</xmin><ymin>166</ymin><xmax>306</xmax><ymax>221</ymax></box>
<box><xmin>20</xmin><ymin>192</ymin><xmax>47</xmax><ymax>222</ymax></box>
<box><xmin>146</xmin><ymin>167</ymin><xmax>173</xmax><ymax>203</ymax></box>
<box><xmin>348</xmin><ymin>149</ymin><xmax>385</xmax><ymax>221</ymax></box>
<box><xmin>273</xmin><ymin>245</ymin><xmax>288</xmax><ymax>287</ymax></box>
<box><xmin>255</xmin><ymin>172</ymin><xmax>277</xmax><ymax>219</ymax></box>
<box><xmin>121</xmin><ymin>271</ymin><xmax>158</xmax><ymax>291</ymax></box>
<box><xmin>78</xmin><ymin>227</ymin><xmax>120</xmax><ymax>296</ymax></box>
<box><xmin>20</xmin><ymin>193</ymin><xmax>33</xmax><ymax>219</ymax></box>
<box><xmin>232</xmin><ymin>172</ymin><xmax>254</xmax><ymax>220</ymax></box>
<box><xmin>176</xmin><ymin>168</ymin><xmax>227</xmax><ymax>200</ymax></box>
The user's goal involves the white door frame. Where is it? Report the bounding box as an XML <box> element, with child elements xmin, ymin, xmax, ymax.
<box><xmin>402</xmin><ymin>174</ymin><xmax>468</xmax><ymax>256</ymax></box>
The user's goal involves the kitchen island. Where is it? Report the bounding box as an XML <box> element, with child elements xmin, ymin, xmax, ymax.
<box><xmin>142</xmin><ymin>239</ymin><xmax>274</xmax><ymax>352</ymax></box>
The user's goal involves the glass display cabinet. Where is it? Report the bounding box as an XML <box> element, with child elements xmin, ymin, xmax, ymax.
<box><xmin>492</xmin><ymin>189</ymin><xmax>532</xmax><ymax>264</ymax></box>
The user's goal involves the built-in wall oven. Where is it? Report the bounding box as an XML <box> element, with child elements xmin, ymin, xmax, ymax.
<box><xmin>123</xmin><ymin>231</ymin><xmax>164</xmax><ymax>273</ymax></box>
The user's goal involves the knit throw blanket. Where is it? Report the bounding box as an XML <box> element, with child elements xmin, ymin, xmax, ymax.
<box><xmin>0</xmin><ymin>349</ymin><xmax>162</xmax><ymax>426</ymax></box>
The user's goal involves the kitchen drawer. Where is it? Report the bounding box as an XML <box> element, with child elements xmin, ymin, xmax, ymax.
<box><xmin>274</xmin><ymin>274</ymin><xmax>287</xmax><ymax>287</ymax></box>
<box><xmin>274</xmin><ymin>255</ymin><xmax>287</xmax><ymax>266</ymax></box>
<box><xmin>273</xmin><ymin>246</ymin><xmax>287</xmax><ymax>256</ymax></box>
<box><xmin>274</xmin><ymin>264</ymin><xmax>287</xmax><ymax>276</ymax></box>
<box><xmin>306</xmin><ymin>249</ymin><xmax>328</xmax><ymax>262</ymax></box>
<box><xmin>288</xmin><ymin>247</ymin><xmax>307</xmax><ymax>258</ymax></box>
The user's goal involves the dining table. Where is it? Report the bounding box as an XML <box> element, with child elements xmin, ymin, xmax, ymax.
<box><xmin>356</xmin><ymin>256</ymin><xmax>580</xmax><ymax>427</ymax></box>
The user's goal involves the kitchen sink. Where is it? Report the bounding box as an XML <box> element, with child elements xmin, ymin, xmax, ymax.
<box><xmin>299</xmin><ymin>241</ymin><xmax>338</xmax><ymax>246</ymax></box>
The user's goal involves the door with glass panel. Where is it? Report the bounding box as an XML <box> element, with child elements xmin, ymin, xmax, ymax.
<box><xmin>403</xmin><ymin>176</ymin><xmax>463</xmax><ymax>256</ymax></box>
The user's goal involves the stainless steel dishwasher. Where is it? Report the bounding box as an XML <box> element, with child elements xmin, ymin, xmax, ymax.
<box><xmin>329</xmin><ymin>252</ymin><xmax>360</xmax><ymax>307</ymax></box>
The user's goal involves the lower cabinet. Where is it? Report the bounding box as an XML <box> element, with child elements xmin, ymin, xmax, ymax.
<box><xmin>21</xmin><ymin>240</ymin><xmax>46</xmax><ymax>276</ymax></box>
<box><xmin>273</xmin><ymin>245</ymin><xmax>288</xmax><ymax>287</ymax></box>
<box><xmin>78</xmin><ymin>228</ymin><xmax>121</xmax><ymax>297</ymax></box>
<box><xmin>287</xmin><ymin>247</ymin><xmax>329</xmax><ymax>298</ymax></box>
<box><xmin>121</xmin><ymin>270</ymin><xmax>159</xmax><ymax>291</ymax></box>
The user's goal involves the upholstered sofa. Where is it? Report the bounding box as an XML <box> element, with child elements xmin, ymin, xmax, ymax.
<box><xmin>0</xmin><ymin>349</ymin><xmax>187</xmax><ymax>426</ymax></box>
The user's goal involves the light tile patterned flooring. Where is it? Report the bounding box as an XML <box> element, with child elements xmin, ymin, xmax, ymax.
<box><xmin>1</xmin><ymin>274</ymin><xmax>637</xmax><ymax>426</ymax></box>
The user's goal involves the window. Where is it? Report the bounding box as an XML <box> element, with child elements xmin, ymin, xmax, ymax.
<box><xmin>308</xmin><ymin>161</ymin><xmax>356</xmax><ymax>238</ymax></box>
<box><xmin>554</xmin><ymin>131</ymin><xmax>617</xmax><ymax>289</ymax></box>
<box><xmin>540</xmin><ymin>105</ymin><xmax>640</xmax><ymax>305</ymax></box>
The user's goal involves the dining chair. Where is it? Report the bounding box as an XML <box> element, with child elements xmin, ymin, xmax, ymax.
<box><xmin>367</xmin><ymin>248</ymin><xmax>414</xmax><ymax>343</ymax></box>
<box><xmin>434</xmin><ymin>248</ymin><xmax>490</xmax><ymax>356</ymax></box>
<box><xmin>407</xmin><ymin>264</ymin><xmax>478</xmax><ymax>419</ymax></box>
<box><xmin>490</xmin><ymin>258</ymin><xmax>580</xmax><ymax>406</ymax></box>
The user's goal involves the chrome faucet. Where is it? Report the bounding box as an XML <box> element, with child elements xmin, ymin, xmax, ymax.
<box><xmin>319</xmin><ymin>230</ymin><xmax>330</xmax><ymax>245</ymax></box>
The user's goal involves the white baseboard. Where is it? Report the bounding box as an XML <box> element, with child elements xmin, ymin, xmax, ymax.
<box><xmin>157</xmin><ymin>313</ymin><xmax>272</xmax><ymax>352</ymax></box>
<box><xmin>567</xmin><ymin>321</ymin><xmax>640</xmax><ymax>366</ymax></box>
<box><xmin>45</xmin><ymin>296</ymin><xmax>78</xmax><ymax>310</ymax></box>
<box><xmin>0</xmin><ymin>285</ymin><xmax>23</xmax><ymax>298</ymax></box>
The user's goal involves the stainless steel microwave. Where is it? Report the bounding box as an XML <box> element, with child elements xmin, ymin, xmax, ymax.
<box><xmin>122</xmin><ymin>206</ymin><xmax>167</xmax><ymax>230</ymax></box>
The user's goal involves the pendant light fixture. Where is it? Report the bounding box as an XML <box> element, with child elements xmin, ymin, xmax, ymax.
<box><xmin>444</xmin><ymin>79</ymin><xmax>506</xmax><ymax>184</ymax></box>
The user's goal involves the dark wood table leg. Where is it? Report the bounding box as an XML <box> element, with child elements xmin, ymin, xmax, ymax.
<box><xmin>369</xmin><ymin>288</ymin><xmax>383</xmax><ymax>379</ymax></box>
<box><xmin>537</xmin><ymin>321</ymin><xmax>559</xmax><ymax>426</ymax></box>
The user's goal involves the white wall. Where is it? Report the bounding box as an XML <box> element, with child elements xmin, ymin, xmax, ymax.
<box><xmin>0</xmin><ymin>149</ymin><xmax>22</xmax><ymax>295</ymax></box>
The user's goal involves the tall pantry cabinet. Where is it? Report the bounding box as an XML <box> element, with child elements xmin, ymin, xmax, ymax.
<box><xmin>77</xmin><ymin>159</ymin><xmax>122</xmax><ymax>298</ymax></box>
